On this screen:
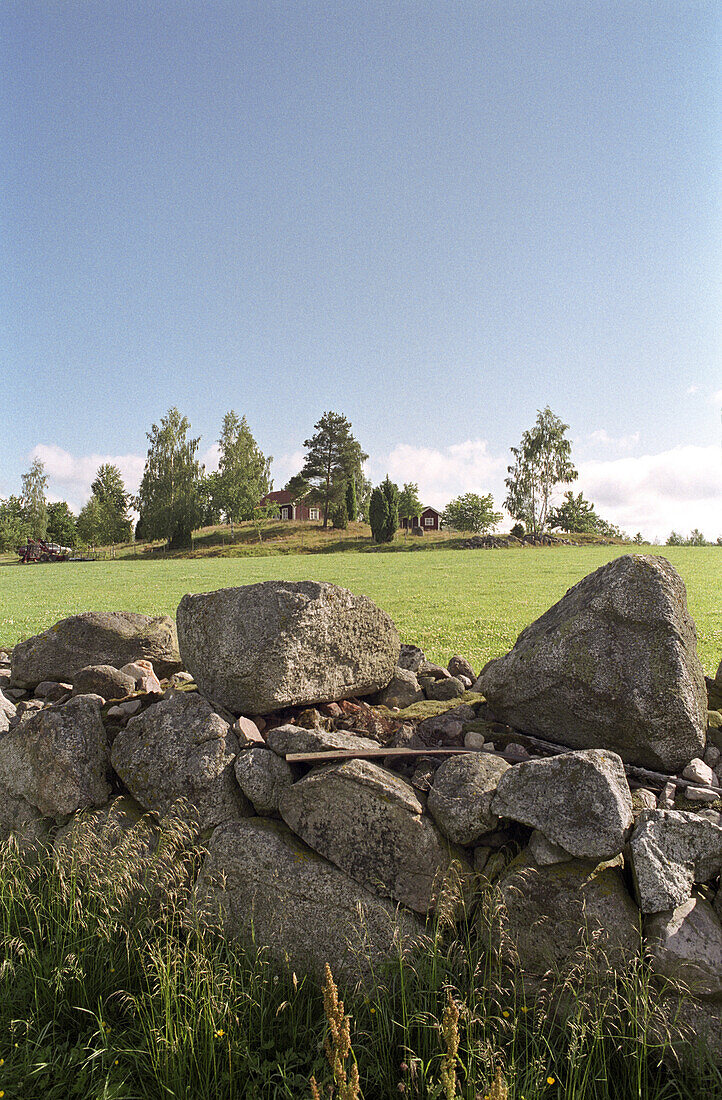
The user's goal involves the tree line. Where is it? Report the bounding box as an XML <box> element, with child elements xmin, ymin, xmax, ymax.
<box><xmin>2</xmin><ymin>405</ymin><xmax>717</xmax><ymax>552</ymax></box>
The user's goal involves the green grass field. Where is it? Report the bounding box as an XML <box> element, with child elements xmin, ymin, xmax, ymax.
<box><xmin>2</xmin><ymin>545</ymin><xmax>720</xmax><ymax>674</ymax></box>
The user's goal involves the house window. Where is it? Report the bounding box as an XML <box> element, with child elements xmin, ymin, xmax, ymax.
<box><xmin>281</xmin><ymin>507</ymin><xmax>290</xmax><ymax>519</ymax></box>
<box><xmin>309</xmin><ymin>508</ymin><xmax>320</xmax><ymax>520</ymax></box>
<box><xmin>424</xmin><ymin>516</ymin><xmax>435</xmax><ymax>526</ymax></box>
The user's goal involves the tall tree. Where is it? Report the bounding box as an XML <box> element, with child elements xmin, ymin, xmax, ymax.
<box><xmin>397</xmin><ymin>483</ymin><xmax>423</xmax><ymax>523</ymax></box>
<box><xmin>442</xmin><ymin>493</ymin><xmax>502</xmax><ymax>534</ymax></box>
<box><xmin>369</xmin><ymin>477</ymin><xmax>399</xmax><ymax>543</ymax></box>
<box><xmin>46</xmin><ymin>501</ymin><xmax>77</xmax><ymax>547</ymax></box>
<box><xmin>20</xmin><ymin>458</ymin><xmax>48</xmax><ymax>539</ymax></box>
<box><xmin>368</xmin><ymin>487</ymin><xmax>388</xmax><ymax>544</ymax></box>
<box><xmin>90</xmin><ymin>463</ymin><xmax>133</xmax><ymax>543</ymax></box>
<box><xmin>301</xmin><ymin>412</ymin><xmax>368</xmax><ymax>528</ymax></box>
<box><xmin>504</xmin><ymin>407</ymin><xmax>578</xmax><ymax>536</ymax></box>
<box><xmin>0</xmin><ymin>496</ymin><xmax>29</xmax><ymax>551</ymax></box>
<box><xmin>137</xmin><ymin>407</ymin><xmax>204</xmax><ymax>549</ymax></box>
<box><xmin>76</xmin><ymin>496</ymin><xmax>106</xmax><ymax>547</ymax></box>
<box><xmin>216</xmin><ymin>411</ymin><xmax>272</xmax><ymax>534</ymax></box>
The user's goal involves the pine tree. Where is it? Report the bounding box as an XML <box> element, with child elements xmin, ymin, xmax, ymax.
<box><xmin>380</xmin><ymin>476</ymin><xmax>399</xmax><ymax>542</ymax></box>
<box><xmin>368</xmin><ymin>487</ymin><xmax>388</xmax><ymax>543</ymax></box>
<box><xmin>345</xmin><ymin>478</ymin><xmax>358</xmax><ymax>522</ymax></box>
<box><xmin>301</xmin><ymin>412</ymin><xmax>368</xmax><ymax>528</ymax></box>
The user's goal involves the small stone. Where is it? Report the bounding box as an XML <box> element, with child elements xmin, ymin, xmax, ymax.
<box><xmin>119</xmin><ymin>698</ymin><xmax>142</xmax><ymax>716</ymax></box>
<box><xmin>424</xmin><ymin>677</ymin><xmax>465</xmax><ymax>702</ymax></box>
<box><xmin>659</xmin><ymin>781</ymin><xmax>677</xmax><ymax>809</ymax></box>
<box><xmin>704</xmin><ymin>745</ymin><xmax>721</xmax><ymax>768</ymax></box>
<box><xmin>73</xmin><ymin>664</ymin><xmax>136</xmax><ymax>701</ymax></box>
<box><xmin>398</xmin><ymin>644</ymin><xmax>425</xmax><ymax>672</ymax></box>
<box><xmin>504</xmin><ymin>742</ymin><xmax>530</xmax><ymax>761</ymax></box>
<box><xmin>5</xmin><ymin>688</ymin><xmax>26</xmax><ymax>701</ymax></box>
<box><xmin>473</xmin><ymin>845</ymin><xmax>491</xmax><ymax>873</ymax></box>
<box><xmin>418</xmin><ymin>660</ymin><xmax>451</xmax><ymax>680</ymax></box>
<box><xmin>685</xmin><ymin>786</ymin><xmax>720</xmax><ymax>803</ymax></box>
<box><xmin>232</xmin><ymin>715</ymin><xmax>265</xmax><ymax>746</ymax></box>
<box><xmin>120</xmin><ymin>660</ymin><xmax>162</xmax><ymax>693</ymax></box>
<box><xmin>464</xmin><ymin>730</ymin><xmax>485</xmax><ymax>750</ymax></box>
<box><xmin>376</xmin><ymin>667</ymin><xmax>424</xmax><ymax>709</ymax></box>
<box><xmin>169</xmin><ymin>671</ymin><xmax>194</xmax><ymax>684</ymax></box>
<box><xmin>447</xmin><ymin>655</ymin><xmax>476</xmax><ymax>682</ymax></box>
<box><xmin>427</xmin><ymin>753</ymin><xmax>510</xmax><ymax>844</ymax></box>
<box><xmin>631</xmin><ymin>788</ymin><xmax>658</xmax><ymax>815</ymax></box>
<box><xmin>34</xmin><ymin>681</ymin><xmax>72</xmax><ymax>701</ymax></box>
<box><xmin>682</xmin><ymin>758</ymin><xmax>716</xmax><ymax>786</ymax></box>
<box><xmin>234</xmin><ymin>746</ymin><xmax>293</xmax><ymax>815</ymax></box>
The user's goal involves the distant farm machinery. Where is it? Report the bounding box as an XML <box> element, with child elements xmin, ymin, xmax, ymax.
<box><xmin>17</xmin><ymin>539</ymin><xmax>97</xmax><ymax>563</ymax></box>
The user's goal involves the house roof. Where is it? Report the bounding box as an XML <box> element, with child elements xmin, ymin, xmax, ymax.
<box><xmin>260</xmin><ymin>490</ymin><xmax>293</xmax><ymax>504</ymax></box>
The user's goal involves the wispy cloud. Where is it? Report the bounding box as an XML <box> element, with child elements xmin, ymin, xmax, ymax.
<box><xmin>368</xmin><ymin>439</ymin><xmax>507</xmax><ymax>511</ymax></box>
<box><xmin>271</xmin><ymin>450</ymin><xmax>305</xmax><ymax>489</ymax></box>
<box><xmin>586</xmin><ymin>429</ymin><xmax>640</xmax><ymax>452</ymax></box>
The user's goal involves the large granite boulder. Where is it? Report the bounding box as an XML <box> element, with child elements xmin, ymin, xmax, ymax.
<box><xmin>265</xmin><ymin>723</ymin><xmax>380</xmax><ymax>758</ymax></box>
<box><xmin>645</xmin><ymin>896</ymin><xmax>722</xmax><ymax>998</ymax></box>
<box><xmin>279</xmin><ymin>759</ymin><xmax>470</xmax><ymax>912</ymax></box>
<box><xmin>628</xmin><ymin>809</ymin><xmax>722</xmax><ymax>913</ymax></box>
<box><xmin>474</xmin><ymin>555</ymin><xmax>707</xmax><ymax>772</ymax></box>
<box><xmin>11</xmin><ymin>611</ymin><xmax>182</xmax><ymax>687</ymax></box>
<box><xmin>176</xmin><ymin>581</ymin><xmax>400</xmax><ymax>714</ymax></box>
<box><xmin>494</xmin><ymin>851</ymin><xmax>640</xmax><ymax>982</ymax></box>
<box><xmin>427</xmin><ymin>754</ymin><xmax>510</xmax><ymax>845</ymax></box>
<box><xmin>0</xmin><ymin>695</ymin><xmax>110</xmax><ymax>817</ymax></box>
<box><xmin>111</xmin><ymin>692</ymin><xmax>252</xmax><ymax>830</ymax></box>
<box><xmin>193</xmin><ymin>818</ymin><xmax>421</xmax><ymax>983</ymax></box>
<box><xmin>491</xmin><ymin>749</ymin><xmax>633</xmax><ymax>860</ymax></box>
<box><xmin>0</xmin><ymin>790</ymin><xmax>52</xmax><ymax>853</ymax></box>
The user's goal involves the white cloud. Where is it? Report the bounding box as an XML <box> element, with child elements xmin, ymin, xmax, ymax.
<box><xmin>578</xmin><ymin>444</ymin><xmax>722</xmax><ymax>541</ymax></box>
<box><xmin>710</xmin><ymin>389</ymin><xmax>722</xmax><ymax>406</ymax></box>
<box><xmin>271</xmin><ymin>450</ymin><xmax>305</xmax><ymax>489</ymax></box>
<box><xmin>686</xmin><ymin>384</ymin><xmax>699</xmax><ymax>395</ymax></box>
<box><xmin>29</xmin><ymin>444</ymin><xmax>145</xmax><ymax>514</ymax></box>
<box><xmin>202</xmin><ymin>443</ymin><xmax>221</xmax><ymax>473</ymax></box>
<box><xmin>369</xmin><ymin>439</ymin><xmax>507</xmax><ymax>511</ymax></box>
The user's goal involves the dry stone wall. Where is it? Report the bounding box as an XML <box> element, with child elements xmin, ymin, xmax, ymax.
<box><xmin>1</xmin><ymin>558</ymin><xmax>721</xmax><ymax>1061</ymax></box>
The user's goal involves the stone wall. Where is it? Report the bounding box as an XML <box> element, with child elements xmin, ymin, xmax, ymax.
<box><xmin>1</xmin><ymin>558</ymin><xmax>721</xmax><ymax>1061</ymax></box>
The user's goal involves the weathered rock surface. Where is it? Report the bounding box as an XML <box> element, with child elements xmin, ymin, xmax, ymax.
<box><xmin>528</xmin><ymin>829</ymin><xmax>573</xmax><ymax>865</ymax></box>
<box><xmin>72</xmin><ymin>664</ymin><xmax>136</xmax><ymax>700</ymax></box>
<box><xmin>11</xmin><ymin>611</ymin><xmax>182</xmax><ymax>686</ymax></box>
<box><xmin>376</xmin><ymin>667</ymin><xmax>424</xmax><ymax>709</ymax></box>
<box><xmin>645</xmin><ymin>896</ymin><xmax>722</xmax><ymax>998</ymax></box>
<box><xmin>279</xmin><ymin>759</ymin><xmax>470</xmax><ymax>912</ymax></box>
<box><xmin>119</xmin><ymin>660</ymin><xmax>162</xmax><ymax>693</ymax></box>
<box><xmin>265</xmin><ymin>723</ymin><xmax>380</xmax><ymax>757</ymax></box>
<box><xmin>475</xmin><ymin>555</ymin><xmax>707</xmax><ymax>772</ymax></box>
<box><xmin>0</xmin><ymin>696</ymin><xmax>110</xmax><ymax>817</ymax></box>
<box><xmin>111</xmin><ymin>692</ymin><xmax>252</xmax><ymax>830</ymax></box>
<box><xmin>234</xmin><ymin>747</ymin><xmax>293</xmax><ymax>815</ymax></box>
<box><xmin>417</xmin><ymin>704</ymin><xmax>476</xmax><ymax>745</ymax></box>
<box><xmin>491</xmin><ymin>749</ymin><xmax>633</xmax><ymax>860</ymax></box>
<box><xmin>194</xmin><ymin>819</ymin><xmax>421</xmax><ymax>983</ymax></box>
<box><xmin>628</xmin><ymin>809</ymin><xmax>722</xmax><ymax>913</ymax></box>
<box><xmin>427</xmin><ymin>754</ymin><xmax>510</xmax><ymax>845</ymax></box>
<box><xmin>399</xmin><ymin>644</ymin><xmax>425</xmax><ymax>672</ymax></box>
<box><xmin>495</xmin><ymin>852</ymin><xmax>640</xmax><ymax>980</ymax></box>
<box><xmin>0</xmin><ymin>789</ymin><xmax>51</xmax><ymax>852</ymax></box>
<box><xmin>177</xmin><ymin>581</ymin><xmax>400</xmax><ymax>714</ymax></box>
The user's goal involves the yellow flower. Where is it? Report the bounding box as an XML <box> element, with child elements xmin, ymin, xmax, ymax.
<box><xmin>502</xmin><ymin>1010</ymin><xmax>509</xmax><ymax>1018</ymax></box>
<box><xmin>114</xmin><ymin>1059</ymin><xmax>119</xmax><ymax>1065</ymax></box>
<box><xmin>547</xmin><ymin>1076</ymin><xmax>556</xmax><ymax>1085</ymax></box>
<box><xmin>520</xmin><ymin>1005</ymin><xmax>529</xmax><ymax>1013</ymax></box>
<box><xmin>0</xmin><ymin>1058</ymin><xmax>3</xmax><ymax>1065</ymax></box>
<box><xmin>370</xmin><ymin>1006</ymin><xmax>376</xmax><ymax>1014</ymax></box>
<box><xmin>214</xmin><ymin>1029</ymin><xmax>225</xmax><ymax>1038</ymax></box>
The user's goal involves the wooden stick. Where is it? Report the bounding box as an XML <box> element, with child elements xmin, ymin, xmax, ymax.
<box><xmin>286</xmin><ymin>732</ymin><xmax>722</xmax><ymax>799</ymax></box>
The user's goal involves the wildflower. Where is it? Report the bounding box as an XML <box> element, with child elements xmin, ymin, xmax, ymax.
<box><xmin>215</xmin><ymin>1029</ymin><xmax>225</xmax><ymax>1039</ymax></box>
<box><xmin>0</xmin><ymin>1058</ymin><xmax>3</xmax><ymax>1065</ymax></box>
<box><xmin>547</xmin><ymin>1076</ymin><xmax>556</xmax><ymax>1085</ymax></box>
<box><xmin>520</xmin><ymin>1006</ymin><xmax>529</xmax><ymax>1013</ymax></box>
<box><xmin>502</xmin><ymin>1010</ymin><xmax>509</xmax><ymax>1018</ymax></box>
<box><xmin>370</xmin><ymin>1006</ymin><xmax>376</xmax><ymax>1014</ymax></box>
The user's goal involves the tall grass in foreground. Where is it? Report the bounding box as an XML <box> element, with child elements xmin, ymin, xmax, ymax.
<box><xmin>0</xmin><ymin>811</ymin><xmax>720</xmax><ymax>1100</ymax></box>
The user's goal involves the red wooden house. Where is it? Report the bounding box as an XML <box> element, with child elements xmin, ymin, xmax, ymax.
<box><xmin>259</xmin><ymin>490</ymin><xmax>322</xmax><ymax>522</ymax></box>
<box><xmin>400</xmin><ymin>506</ymin><xmax>442</xmax><ymax>532</ymax></box>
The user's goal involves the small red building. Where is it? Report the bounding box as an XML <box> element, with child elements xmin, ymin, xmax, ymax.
<box><xmin>259</xmin><ymin>490</ymin><xmax>322</xmax><ymax>522</ymax></box>
<box><xmin>400</xmin><ymin>506</ymin><xmax>442</xmax><ymax>532</ymax></box>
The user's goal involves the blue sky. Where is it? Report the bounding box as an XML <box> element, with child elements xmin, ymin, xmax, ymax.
<box><xmin>3</xmin><ymin>1</ymin><xmax>721</xmax><ymax>538</ymax></box>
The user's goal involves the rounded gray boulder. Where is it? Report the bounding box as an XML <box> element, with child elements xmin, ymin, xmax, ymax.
<box><xmin>176</xmin><ymin>581</ymin><xmax>400</xmax><ymax>714</ymax></box>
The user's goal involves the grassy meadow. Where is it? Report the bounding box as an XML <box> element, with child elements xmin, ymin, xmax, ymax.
<box><xmin>1</xmin><ymin>544</ymin><xmax>720</xmax><ymax>674</ymax></box>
